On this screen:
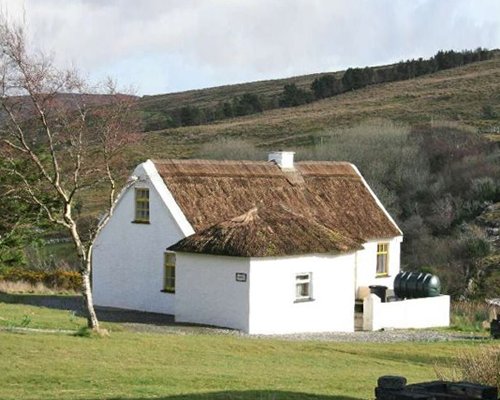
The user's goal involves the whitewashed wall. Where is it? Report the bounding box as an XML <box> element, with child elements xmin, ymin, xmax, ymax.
<box><xmin>248</xmin><ymin>253</ymin><xmax>356</xmax><ymax>334</ymax></box>
<box><xmin>355</xmin><ymin>237</ymin><xmax>403</xmax><ymax>298</ymax></box>
<box><xmin>175</xmin><ymin>253</ymin><xmax>251</xmax><ymax>331</ymax></box>
<box><xmin>92</xmin><ymin>161</ymin><xmax>193</xmax><ymax>314</ymax></box>
<box><xmin>363</xmin><ymin>294</ymin><xmax>450</xmax><ymax>331</ymax></box>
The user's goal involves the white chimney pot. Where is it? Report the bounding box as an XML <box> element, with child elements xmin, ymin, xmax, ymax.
<box><xmin>268</xmin><ymin>151</ymin><xmax>295</xmax><ymax>169</ymax></box>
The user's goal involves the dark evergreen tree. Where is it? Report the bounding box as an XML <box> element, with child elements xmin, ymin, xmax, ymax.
<box><xmin>233</xmin><ymin>93</ymin><xmax>263</xmax><ymax>116</ymax></box>
<box><xmin>311</xmin><ymin>75</ymin><xmax>340</xmax><ymax>99</ymax></box>
<box><xmin>179</xmin><ymin>105</ymin><xmax>205</xmax><ymax>126</ymax></box>
<box><xmin>342</xmin><ymin>68</ymin><xmax>370</xmax><ymax>90</ymax></box>
<box><xmin>223</xmin><ymin>101</ymin><xmax>234</xmax><ymax>118</ymax></box>
<box><xmin>279</xmin><ymin>83</ymin><xmax>313</xmax><ymax>107</ymax></box>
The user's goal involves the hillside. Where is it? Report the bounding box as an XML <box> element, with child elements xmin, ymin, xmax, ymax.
<box><xmin>2</xmin><ymin>51</ymin><xmax>499</xmax><ymax>301</ymax></box>
<box><xmin>139</xmin><ymin>70</ymin><xmax>329</xmax><ymax>113</ymax></box>
<box><xmin>137</xmin><ymin>56</ymin><xmax>500</xmax><ymax>158</ymax></box>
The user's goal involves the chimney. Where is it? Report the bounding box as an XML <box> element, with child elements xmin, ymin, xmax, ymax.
<box><xmin>268</xmin><ymin>151</ymin><xmax>295</xmax><ymax>169</ymax></box>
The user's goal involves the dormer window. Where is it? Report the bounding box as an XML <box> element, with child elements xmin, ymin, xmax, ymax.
<box><xmin>134</xmin><ymin>188</ymin><xmax>150</xmax><ymax>223</ymax></box>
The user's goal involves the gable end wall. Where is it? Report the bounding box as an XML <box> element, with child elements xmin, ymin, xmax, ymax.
<box><xmin>92</xmin><ymin>162</ymin><xmax>193</xmax><ymax>314</ymax></box>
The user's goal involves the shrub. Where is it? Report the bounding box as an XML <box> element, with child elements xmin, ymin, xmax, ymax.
<box><xmin>435</xmin><ymin>345</ymin><xmax>499</xmax><ymax>390</ymax></box>
<box><xmin>0</xmin><ymin>268</ymin><xmax>81</xmax><ymax>291</ymax></box>
<box><xmin>450</xmin><ymin>301</ymin><xmax>489</xmax><ymax>332</ymax></box>
<box><xmin>482</xmin><ymin>104</ymin><xmax>497</xmax><ymax>119</ymax></box>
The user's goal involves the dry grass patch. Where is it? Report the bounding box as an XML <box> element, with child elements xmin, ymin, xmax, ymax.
<box><xmin>435</xmin><ymin>345</ymin><xmax>500</xmax><ymax>390</ymax></box>
<box><xmin>450</xmin><ymin>301</ymin><xmax>490</xmax><ymax>332</ymax></box>
<box><xmin>0</xmin><ymin>280</ymin><xmax>77</xmax><ymax>295</ymax></box>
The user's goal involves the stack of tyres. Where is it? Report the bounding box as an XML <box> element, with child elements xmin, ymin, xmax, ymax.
<box><xmin>394</xmin><ymin>271</ymin><xmax>441</xmax><ymax>299</ymax></box>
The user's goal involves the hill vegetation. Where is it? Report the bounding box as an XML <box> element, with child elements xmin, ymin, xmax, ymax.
<box><xmin>1</xmin><ymin>48</ymin><xmax>499</xmax><ymax>301</ymax></box>
<box><xmin>134</xmin><ymin>52</ymin><xmax>500</xmax><ymax>161</ymax></box>
<box><xmin>138</xmin><ymin>48</ymin><xmax>495</xmax><ymax>131</ymax></box>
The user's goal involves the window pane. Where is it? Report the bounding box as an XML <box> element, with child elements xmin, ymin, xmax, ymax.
<box><xmin>164</xmin><ymin>253</ymin><xmax>176</xmax><ymax>293</ymax></box>
<box><xmin>376</xmin><ymin>243</ymin><xmax>389</xmax><ymax>275</ymax></box>
<box><xmin>299</xmin><ymin>283</ymin><xmax>309</xmax><ymax>297</ymax></box>
<box><xmin>295</xmin><ymin>272</ymin><xmax>312</xmax><ymax>299</ymax></box>
<box><xmin>135</xmin><ymin>188</ymin><xmax>150</xmax><ymax>221</ymax></box>
<box><xmin>165</xmin><ymin>253</ymin><xmax>176</xmax><ymax>266</ymax></box>
<box><xmin>377</xmin><ymin>254</ymin><xmax>387</xmax><ymax>274</ymax></box>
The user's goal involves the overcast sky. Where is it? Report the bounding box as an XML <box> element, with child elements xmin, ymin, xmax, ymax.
<box><xmin>2</xmin><ymin>0</ymin><xmax>499</xmax><ymax>95</ymax></box>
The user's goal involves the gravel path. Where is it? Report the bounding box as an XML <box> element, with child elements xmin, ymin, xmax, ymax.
<box><xmin>247</xmin><ymin>330</ymin><xmax>489</xmax><ymax>342</ymax></box>
<box><xmin>123</xmin><ymin>322</ymin><xmax>489</xmax><ymax>342</ymax></box>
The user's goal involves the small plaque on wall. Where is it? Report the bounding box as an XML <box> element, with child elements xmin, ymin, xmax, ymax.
<box><xmin>235</xmin><ymin>272</ymin><xmax>247</xmax><ymax>282</ymax></box>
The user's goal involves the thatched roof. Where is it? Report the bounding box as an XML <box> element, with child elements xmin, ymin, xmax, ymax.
<box><xmin>168</xmin><ymin>205</ymin><xmax>364</xmax><ymax>257</ymax></box>
<box><xmin>153</xmin><ymin>159</ymin><xmax>401</xmax><ymax>256</ymax></box>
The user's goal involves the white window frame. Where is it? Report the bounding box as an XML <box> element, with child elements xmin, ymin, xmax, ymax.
<box><xmin>295</xmin><ymin>272</ymin><xmax>312</xmax><ymax>302</ymax></box>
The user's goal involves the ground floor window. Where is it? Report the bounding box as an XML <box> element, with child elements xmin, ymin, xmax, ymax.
<box><xmin>163</xmin><ymin>252</ymin><xmax>176</xmax><ymax>293</ymax></box>
<box><xmin>295</xmin><ymin>273</ymin><xmax>312</xmax><ymax>301</ymax></box>
<box><xmin>376</xmin><ymin>243</ymin><xmax>389</xmax><ymax>276</ymax></box>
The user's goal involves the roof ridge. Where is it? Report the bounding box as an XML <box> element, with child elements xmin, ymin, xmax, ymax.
<box><xmin>151</xmin><ymin>159</ymin><xmax>353</xmax><ymax>165</ymax></box>
<box><xmin>151</xmin><ymin>159</ymin><xmax>270</xmax><ymax>165</ymax></box>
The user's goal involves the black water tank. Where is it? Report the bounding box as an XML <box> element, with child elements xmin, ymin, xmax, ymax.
<box><xmin>394</xmin><ymin>271</ymin><xmax>441</xmax><ymax>299</ymax></box>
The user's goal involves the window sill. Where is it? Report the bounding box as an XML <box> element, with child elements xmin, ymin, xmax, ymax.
<box><xmin>132</xmin><ymin>220</ymin><xmax>150</xmax><ymax>224</ymax></box>
<box><xmin>294</xmin><ymin>298</ymin><xmax>315</xmax><ymax>304</ymax></box>
<box><xmin>376</xmin><ymin>274</ymin><xmax>390</xmax><ymax>278</ymax></box>
<box><xmin>160</xmin><ymin>290</ymin><xmax>175</xmax><ymax>294</ymax></box>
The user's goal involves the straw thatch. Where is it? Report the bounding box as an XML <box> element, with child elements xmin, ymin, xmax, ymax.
<box><xmin>154</xmin><ymin>159</ymin><xmax>401</xmax><ymax>256</ymax></box>
<box><xmin>168</xmin><ymin>205</ymin><xmax>364</xmax><ymax>257</ymax></box>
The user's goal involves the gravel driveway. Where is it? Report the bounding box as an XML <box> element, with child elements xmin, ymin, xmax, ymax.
<box><xmin>122</xmin><ymin>322</ymin><xmax>488</xmax><ymax>342</ymax></box>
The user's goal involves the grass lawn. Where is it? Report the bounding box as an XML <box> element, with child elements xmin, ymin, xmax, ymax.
<box><xmin>0</xmin><ymin>295</ymin><xmax>120</xmax><ymax>332</ymax></box>
<box><xmin>0</xmin><ymin>300</ymin><xmax>489</xmax><ymax>400</ymax></box>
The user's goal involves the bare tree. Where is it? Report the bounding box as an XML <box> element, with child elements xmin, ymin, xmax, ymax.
<box><xmin>0</xmin><ymin>18</ymin><xmax>138</xmax><ymax>331</ymax></box>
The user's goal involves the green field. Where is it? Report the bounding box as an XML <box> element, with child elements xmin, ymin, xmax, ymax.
<box><xmin>0</xmin><ymin>300</ymin><xmax>490</xmax><ymax>400</ymax></box>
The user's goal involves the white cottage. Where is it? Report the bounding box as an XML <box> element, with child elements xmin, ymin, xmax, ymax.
<box><xmin>92</xmin><ymin>152</ymin><xmax>405</xmax><ymax>334</ymax></box>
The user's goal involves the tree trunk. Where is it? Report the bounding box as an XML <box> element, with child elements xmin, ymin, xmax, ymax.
<box><xmin>81</xmin><ymin>258</ymin><xmax>100</xmax><ymax>330</ymax></box>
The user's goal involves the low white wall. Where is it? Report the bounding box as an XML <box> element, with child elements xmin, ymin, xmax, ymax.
<box><xmin>363</xmin><ymin>294</ymin><xmax>450</xmax><ymax>331</ymax></box>
<box><xmin>175</xmin><ymin>253</ymin><xmax>250</xmax><ymax>332</ymax></box>
<box><xmin>248</xmin><ymin>253</ymin><xmax>356</xmax><ymax>334</ymax></box>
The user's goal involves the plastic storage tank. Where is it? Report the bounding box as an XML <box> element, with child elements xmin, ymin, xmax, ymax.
<box><xmin>394</xmin><ymin>271</ymin><xmax>441</xmax><ymax>299</ymax></box>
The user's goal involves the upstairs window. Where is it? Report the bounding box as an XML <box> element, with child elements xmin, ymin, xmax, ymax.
<box><xmin>163</xmin><ymin>252</ymin><xmax>176</xmax><ymax>293</ymax></box>
<box><xmin>134</xmin><ymin>188</ymin><xmax>150</xmax><ymax>223</ymax></box>
<box><xmin>295</xmin><ymin>273</ymin><xmax>312</xmax><ymax>302</ymax></box>
<box><xmin>376</xmin><ymin>243</ymin><xmax>389</xmax><ymax>276</ymax></box>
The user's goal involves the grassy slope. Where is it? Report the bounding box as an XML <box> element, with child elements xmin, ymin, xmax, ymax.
<box><xmin>0</xmin><ymin>297</ymin><xmax>118</xmax><ymax>331</ymax></box>
<box><xmin>0</xmin><ymin>302</ymin><xmax>477</xmax><ymax>400</ymax></box>
<box><xmin>139</xmin><ymin>70</ymin><xmax>338</xmax><ymax>113</ymax></box>
<box><xmin>64</xmin><ymin>57</ymin><xmax>500</xmax><ymax>253</ymax></box>
<box><xmin>137</xmin><ymin>57</ymin><xmax>500</xmax><ymax>159</ymax></box>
